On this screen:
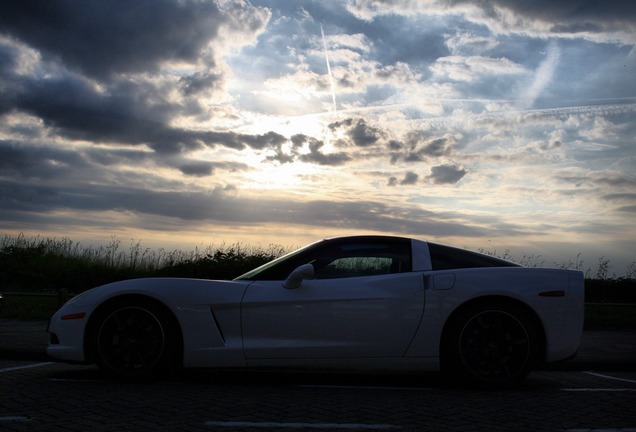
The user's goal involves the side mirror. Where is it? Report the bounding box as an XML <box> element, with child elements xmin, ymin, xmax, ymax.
<box><xmin>283</xmin><ymin>264</ymin><xmax>314</xmax><ymax>289</ymax></box>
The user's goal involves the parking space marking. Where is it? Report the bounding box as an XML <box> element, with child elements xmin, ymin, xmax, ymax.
<box><xmin>205</xmin><ymin>421</ymin><xmax>400</xmax><ymax>429</ymax></box>
<box><xmin>584</xmin><ymin>371</ymin><xmax>636</xmax><ymax>385</ymax></box>
<box><xmin>300</xmin><ymin>384</ymin><xmax>433</xmax><ymax>391</ymax></box>
<box><xmin>0</xmin><ymin>362</ymin><xmax>54</xmax><ymax>373</ymax></box>
<box><xmin>562</xmin><ymin>388</ymin><xmax>636</xmax><ymax>392</ymax></box>
<box><xmin>566</xmin><ymin>429</ymin><xmax>636</xmax><ymax>432</ymax></box>
<box><xmin>48</xmin><ymin>377</ymin><xmax>101</xmax><ymax>383</ymax></box>
<box><xmin>0</xmin><ymin>417</ymin><xmax>31</xmax><ymax>422</ymax></box>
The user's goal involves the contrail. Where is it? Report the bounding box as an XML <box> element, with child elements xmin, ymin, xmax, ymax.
<box><xmin>517</xmin><ymin>41</ymin><xmax>560</xmax><ymax>109</ymax></box>
<box><xmin>321</xmin><ymin>24</ymin><xmax>337</xmax><ymax>112</ymax></box>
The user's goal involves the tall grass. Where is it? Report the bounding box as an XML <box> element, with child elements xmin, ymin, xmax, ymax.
<box><xmin>0</xmin><ymin>233</ymin><xmax>288</xmax><ymax>294</ymax></box>
<box><xmin>478</xmin><ymin>247</ymin><xmax>636</xmax><ymax>280</ymax></box>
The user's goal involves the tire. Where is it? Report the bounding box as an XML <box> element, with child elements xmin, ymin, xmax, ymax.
<box><xmin>90</xmin><ymin>298</ymin><xmax>181</xmax><ymax>381</ymax></box>
<box><xmin>443</xmin><ymin>301</ymin><xmax>538</xmax><ymax>387</ymax></box>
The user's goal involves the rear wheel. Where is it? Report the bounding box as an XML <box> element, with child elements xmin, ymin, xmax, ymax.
<box><xmin>90</xmin><ymin>299</ymin><xmax>180</xmax><ymax>381</ymax></box>
<box><xmin>443</xmin><ymin>301</ymin><xmax>538</xmax><ymax>387</ymax></box>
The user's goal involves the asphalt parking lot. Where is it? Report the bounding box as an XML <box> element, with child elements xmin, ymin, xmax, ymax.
<box><xmin>1</xmin><ymin>320</ymin><xmax>635</xmax><ymax>431</ymax></box>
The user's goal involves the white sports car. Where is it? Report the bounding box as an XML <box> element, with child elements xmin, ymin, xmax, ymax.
<box><xmin>47</xmin><ymin>235</ymin><xmax>585</xmax><ymax>386</ymax></box>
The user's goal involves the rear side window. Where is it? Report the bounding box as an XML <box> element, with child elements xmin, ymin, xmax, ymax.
<box><xmin>428</xmin><ymin>243</ymin><xmax>519</xmax><ymax>270</ymax></box>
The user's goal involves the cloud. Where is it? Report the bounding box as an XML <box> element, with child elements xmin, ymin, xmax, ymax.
<box><xmin>401</xmin><ymin>171</ymin><xmax>420</xmax><ymax>185</ymax></box>
<box><xmin>0</xmin><ymin>139</ymin><xmax>85</xmax><ymax>181</ymax></box>
<box><xmin>484</xmin><ymin>0</ymin><xmax>636</xmax><ymax>36</ymax></box>
<box><xmin>179</xmin><ymin>72</ymin><xmax>224</xmax><ymax>97</ymax></box>
<box><xmin>0</xmin><ymin>0</ymin><xmax>229</xmax><ymax>80</ymax></box>
<box><xmin>0</xmin><ymin>0</ymin><xmax>278</xmax><ymax>162</ymax></box>
<box><xmin>292</xmin><ymin>134</ymin><xmax>352</xmax><ymax>166</ymax></box>
<box><xmin>391</xmin><ymin>132</ymin><xmax>458</xmax><ymax>163</ymax></box>
<box><xmin>428</xmin><ymin>164</ymin><xmax>467</xmax><ymax>184</ymax></box>
<box><xmin>345</xmin><ymin>0</ymin><xmax>636</xmax><ymax>44</ymax></box>
<box><xmin>0</xmin><ymin>64</ymin><xmax>291</xmax><ymax>157</ymax></box>
<box><xmin>0</xmin><ymin>176</ymin><xmax>525</xmax><ymax>238</ymax></box>
<box><xmin>329</xmin><ymin>118</ymin><xmax>386</xmax><ymax>147</ymax></box>
<box><xmin>387</xmin><ymin>171</ymin><xmax>420</xmax><ymax>187</ymax></box>
<box><xmin>177</xmin><ymin>161</ymin><xmax>215</xmax><ymax>177</ymax></box>
<box><xmin>430</xmin><ymin>55</ymin><xmax>525</xmax><ymax>82</ymax></box>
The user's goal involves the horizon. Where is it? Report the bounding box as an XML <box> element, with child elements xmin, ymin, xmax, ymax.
<box><xmin>2</xmin><ymin>231</ymin><xmax>631</xmax><ymax>279</ymax></box>
<box><xmin>1</xmin><ymin>1</ymin><xmax>635</xmax><ymax>275</ymax></box>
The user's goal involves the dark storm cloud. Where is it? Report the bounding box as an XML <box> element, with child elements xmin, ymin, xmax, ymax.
<box><xmin>427</xmin><ymin>164</ymin><xmax>467</xmax><ymax>185</ymax></box>
<box><xmin>0</xmin><ymin>0</ymin><xmax>225</xmax><ymax>80</ymax></box>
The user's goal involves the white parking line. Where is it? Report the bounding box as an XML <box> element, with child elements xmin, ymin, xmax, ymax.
<box><xmin>584</xmin><ymin>371</ymin><xmax>636</xmax><ymax>385</ymax></box>
<box><xmin>566</xmin><ymin>429</ymin><xmax>636</xmax><ymax>431</ymax></box>
<box><xmin>204</xmin><ymin>421</ymin><xmax>400</xmax><ymax>429</ymax></box>
<box><xmin>0</xmin><ymin>416</ymin><xmax>31</xmax><ymax>422</ymax></box>
<box><xmin>300</xmin><ymin>384</ymin><xmax>432</xmax><ymax>391</ymax></box>
<box><xmin>0</xmin><ymin>362</ymin><xmax>54</xmax><ymax>373</ymax></box>
<box><xmin>562</xmin><ymin>388</ymin><xmax>636</xmax><ymax>392</ymax></box>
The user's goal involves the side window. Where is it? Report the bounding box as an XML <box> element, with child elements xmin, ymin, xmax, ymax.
<box><xmin>317</xmin><ymin>256</ymin><xmax>394</xmax><ymax>279</ymax></box>
<box><xmin>427</xmin><ymin>242</ymin><xmax>520</xmax><ymax>270</ymax></box>
<box><xmin>308</xmin><ymin>241</ymin><xmax>411</xmax><ymax>280</ymax></box>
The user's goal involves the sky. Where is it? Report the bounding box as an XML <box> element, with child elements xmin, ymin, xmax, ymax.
<box><xmin>1</xmin><ymin>0</ymin><xmax>635</xmax><ymax>275</ymax></box>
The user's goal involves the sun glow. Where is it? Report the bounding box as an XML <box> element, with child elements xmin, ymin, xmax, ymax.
<box><xmin>243</xmin><ymin>159</ymin><xmax>315</xmax><ymax>191</ymax></box>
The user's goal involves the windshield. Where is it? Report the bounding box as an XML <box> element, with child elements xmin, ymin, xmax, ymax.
<box><xmin>233</xmin><ymin>239</ymin><xmax>324</xmax><ymax>280</ymax></box>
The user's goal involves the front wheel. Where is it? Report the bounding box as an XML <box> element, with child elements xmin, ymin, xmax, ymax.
<box><xmin>90</xmin><ymin>299</ymin><xmax>181</xmax><ymax>381</ymax></box>
<box><xmin>443</xmin><ymin>302</ymin><xmax>539</xmax><ymax>387</ymax></box>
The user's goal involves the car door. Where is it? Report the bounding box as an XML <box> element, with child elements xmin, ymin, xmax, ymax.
<box><xmin>241</xmin><ymin>240</ymin><xmax>425</xmax><ymax>359</ymax></box>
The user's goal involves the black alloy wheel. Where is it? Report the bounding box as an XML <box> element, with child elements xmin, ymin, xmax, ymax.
<box><xmin>445</xmin><ymin>302</ymin><xmax>538</xmax><ymax>387</ymax></box>
<box><xmin>92</xmin><ymin>299</ymin><xmax>180</xmax><ymax>380</ymax></box>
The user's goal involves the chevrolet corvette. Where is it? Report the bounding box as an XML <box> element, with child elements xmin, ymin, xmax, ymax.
<box><xmin>47</xmin><ymin>235</ymin><xmax>585</xmax><ymax>386</ymax></box>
